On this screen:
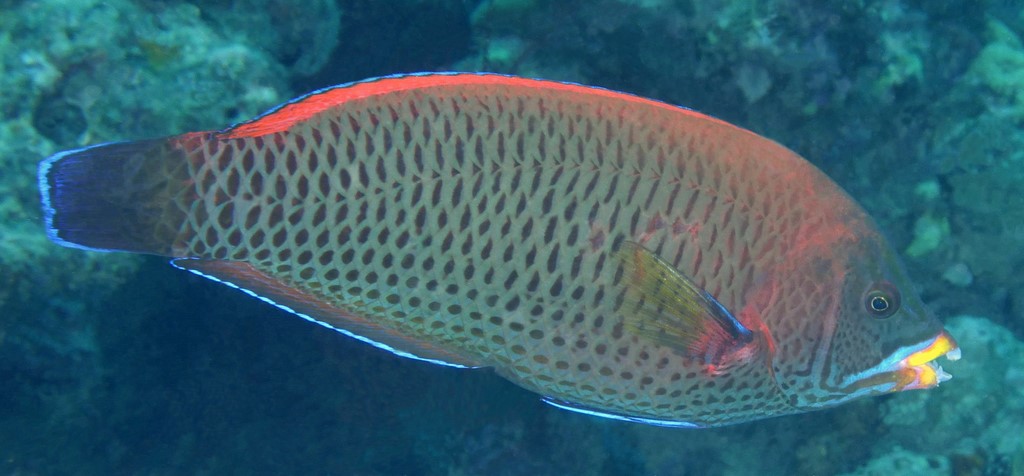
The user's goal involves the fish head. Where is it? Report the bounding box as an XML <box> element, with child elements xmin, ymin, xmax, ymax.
<box><xmin>810</xmin><ymin>231</ymin><xmax>960</xmax><ymax>407</ymax></box>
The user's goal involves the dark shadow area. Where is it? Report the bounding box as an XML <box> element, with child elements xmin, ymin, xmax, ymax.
<box><xmin>297</xmin><ymin>0</ymin><xmax>474</xmax><ymax>92</ymax></box>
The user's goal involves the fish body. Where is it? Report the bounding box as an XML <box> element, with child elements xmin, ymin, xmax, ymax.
<box><xmin>39</xmin><ymin>73</ymin><xmax>959</xmax><ymax>427</ymax></box>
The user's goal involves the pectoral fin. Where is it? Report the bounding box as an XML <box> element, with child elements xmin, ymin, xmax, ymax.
<box><xmin>616</xmin><ymin>241</ymin><xmax>753</xmax><ymax>365</ymax></box>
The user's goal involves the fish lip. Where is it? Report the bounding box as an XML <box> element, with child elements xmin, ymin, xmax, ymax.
<box><xmin>842</xmin><ymin>330</ymin><xmax>961</xmax><ymax>393</ymax></box>
<box><xmin>891</xmin><ymin>330</ymin><xmax>960</xmax><ymax>391</ymax></box>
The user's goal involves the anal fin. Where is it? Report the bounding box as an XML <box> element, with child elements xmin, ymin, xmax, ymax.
<box><xmin>171</xmin><ymin>258</ymin><xmax>483</xmax><ymax>369</ymax></box>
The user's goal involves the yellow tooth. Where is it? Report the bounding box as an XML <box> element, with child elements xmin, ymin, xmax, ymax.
<box><xmin>905</xmin><ymin>331</ymin><xmax>958</xmax><ymax>367</ymax></box>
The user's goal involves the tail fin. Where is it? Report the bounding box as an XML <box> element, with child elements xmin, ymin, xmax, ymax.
<box><xmin>39</xmin><ymin>136</ymin><xmax>199</xmax><ymax>256</ymax></box>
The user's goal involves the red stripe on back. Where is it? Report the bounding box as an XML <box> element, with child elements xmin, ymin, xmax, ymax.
<box><xmin>220</xmin><ymin>73</ymin><xmax>727</xmax><ymax>139</ymax></box>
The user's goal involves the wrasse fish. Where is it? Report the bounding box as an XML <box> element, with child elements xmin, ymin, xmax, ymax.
<box><xmin>38</xmin><ymin>73</ymin><xmax>960</xmax><ymax>427</ymax></box>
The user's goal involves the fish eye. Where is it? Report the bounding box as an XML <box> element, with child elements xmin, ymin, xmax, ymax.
<box><xmin>864</xmin><ymin>282</ymin><xmax>900</xmax><ymax>319</ymax></box>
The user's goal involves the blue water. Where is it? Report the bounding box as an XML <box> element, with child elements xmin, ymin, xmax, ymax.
<box><xmin>2</xmin><ymin>1</ymin><xmax>1021</xmax><ymax>474</ymax></box>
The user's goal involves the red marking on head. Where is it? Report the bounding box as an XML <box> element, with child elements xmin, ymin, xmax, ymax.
<box><xmin>219</xmin><ymin>73</ymin><xmax>733</xmax><ymax>139</ymax></box>
<box><xmin>699</xmin><ymin>330</ymin><xmax>759</xmax><ymax>376</ymax></box>
<box><xmin>742</xmin><ymin>306</ymin><xmax>776</xmax><ymax>358</ymax></box>
<box><xmin>735</xmin><ymin>276</ymin><xmax>779</xmax><ymax>370</ymax></box>
<box><xmin>772</xmin><ymin>207</ymin><xmax>867</xmax><ymax>281</ymax></box>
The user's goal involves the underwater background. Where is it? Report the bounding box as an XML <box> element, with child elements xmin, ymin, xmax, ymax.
<box><xmin>1</xmin><ymin>0</ymin><xmax>1023</xmax><ymax>474</ymax></box>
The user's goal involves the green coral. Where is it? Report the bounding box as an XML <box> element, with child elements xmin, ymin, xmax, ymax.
<box><xmin>969</xmin><ymin>20</ymin><xmax>1024</xmax><ymax>119</ymax></box>
<box><xmin>905</xmin><ymin>214</ymin><xmax>950</xmax><ymax>258</ymax></box>
<box><xmin>874</xmin><ymin>30</ymin><xmax>925</xmax><ymax>99</ymax></box>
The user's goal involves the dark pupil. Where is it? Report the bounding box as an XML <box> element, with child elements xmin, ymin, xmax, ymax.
<box><xmin>870</xmin><ymin>296</ymin><xmax>889</xmax><ymax>312</ymax></box>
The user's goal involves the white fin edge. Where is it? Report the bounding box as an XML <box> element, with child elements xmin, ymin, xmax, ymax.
<box><xmin>171</xmin><ymin>259</ymin><xmax>477</xmax><ymax>369</ymax></box>
<box><xmin>38</xmin><ymin>142</ymin><xmax>129</xmax><ymax>253</ymax></box>
<box><xmin>542</xmin><ymin>398</ymin><xmax>702</xmax><ymax>428</ymax></box>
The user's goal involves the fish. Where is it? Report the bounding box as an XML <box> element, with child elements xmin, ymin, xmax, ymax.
<box><xmin>38</xmin><ymin>72</ymin><xmax>961</xmax><ymax>427</ymax></box>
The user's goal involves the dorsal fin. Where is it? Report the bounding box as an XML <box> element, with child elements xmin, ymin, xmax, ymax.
<box><xmin>171</xmin><ymin>258</ymin><xmax>483</xmax><ymax>368</ymax></box>
<box><xmin>218</xmin><ymin>72</ymin><xmax>733</xmax><ymax>139</ymax></box>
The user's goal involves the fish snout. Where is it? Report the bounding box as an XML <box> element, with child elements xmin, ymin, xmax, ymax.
<box><xmin>892</xmin><ymin>330</ymin><xmax>961</xmax><ymax>391</ymax></box>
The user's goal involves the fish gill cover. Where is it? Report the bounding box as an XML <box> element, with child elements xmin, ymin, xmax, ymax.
<box><xmin>1</xmin><ymin>0</ymin><xmax>1023</xmax><ymax>474</ymax></box>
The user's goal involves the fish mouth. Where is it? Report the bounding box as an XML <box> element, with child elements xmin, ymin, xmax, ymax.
<box><xmin>846</xmin><ymin>331</ymin><xmax>961</xmax><ymax>393</ymax></box>
<box><xmin>888</xmin><ymin>331</ymin><xmax>961</xmax><ymax>391</ymax></box>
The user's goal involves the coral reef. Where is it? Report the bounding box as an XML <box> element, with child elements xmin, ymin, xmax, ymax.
<box><xmin>203</xmin><ymin>0</ymin><xmax>343</xmax><ymax>77</ymax></box>
<box><xmin>839</xmin><ymin>447</ymin><xmax>950</xmax><ymax>476</ymax></box>
<box><xmin>0</xmin><ymin>0</ymin><xmax>291</xmax><ymax>471</ymax></box>
<box><xmin>969</xmin><ymin>20</ymin><xmax>1024</xmax><ymax>120</ymax></box>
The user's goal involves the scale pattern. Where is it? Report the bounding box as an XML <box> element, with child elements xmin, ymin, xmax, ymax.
<box><xmin>154</xmin><ymin>78</ymin><xmax>864</xmax><ymax>425</ymax></box>
<box><xmin>38</xmin><ymin>74</ymin><xmax>961</xmax><ymax>426</ymax></box>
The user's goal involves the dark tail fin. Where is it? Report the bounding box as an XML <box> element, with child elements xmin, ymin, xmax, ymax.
<box><xmin>39</xmin><ymin>136</ymin><xmax>201</xmax><ymax>256</ymax></box>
